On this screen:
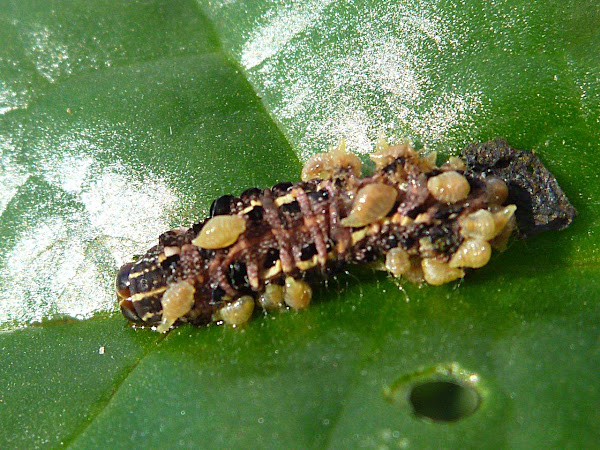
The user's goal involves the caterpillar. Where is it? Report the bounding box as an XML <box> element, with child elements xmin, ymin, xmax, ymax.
<box><xmin>115</xmin><ymin>138</ymin><xmax>576</xmax><ymax>332</ymax></box>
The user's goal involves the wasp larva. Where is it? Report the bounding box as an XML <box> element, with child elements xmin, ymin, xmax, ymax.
<box><xmin>115</xmin><ymin>138</ymin><xmax>577</xmax><ymax>332</ymax></box>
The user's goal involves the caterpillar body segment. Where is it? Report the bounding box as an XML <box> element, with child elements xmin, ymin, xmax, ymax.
<box><xmin>116</xmin><ymin>138</ymin><xmax>576</xmax><ymax>332</ymax></box>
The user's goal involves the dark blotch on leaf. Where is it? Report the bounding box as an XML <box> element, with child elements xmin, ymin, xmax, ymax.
<box><xmin>462</xmin><ymin>138</ymin><xmax>577</xmax><ymax>238</ymax></box>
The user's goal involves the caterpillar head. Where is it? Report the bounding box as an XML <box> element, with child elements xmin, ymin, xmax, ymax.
<box><xmin>115</xmin><ymin>247</ymin><xmax>169</xmax><ymax>326</ymax></box>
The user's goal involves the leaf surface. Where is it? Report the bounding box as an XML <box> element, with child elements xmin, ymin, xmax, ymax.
<box><xmin>0</xmin><ymin>0</ymin><xmax>598</xmax><ymax>447</ymax></box>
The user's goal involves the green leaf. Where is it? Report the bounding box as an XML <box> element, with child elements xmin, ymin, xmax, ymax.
<box><xmin>1</xmin><ymin>0</ymin><xmax>598</xmax><ymax>447</ymax></box>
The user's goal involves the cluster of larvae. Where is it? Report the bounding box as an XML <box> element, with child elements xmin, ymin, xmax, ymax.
<box><xmin>116</xmin><ymin>138</ymin><xmax>530</xmax><ymax>332</ymax></box>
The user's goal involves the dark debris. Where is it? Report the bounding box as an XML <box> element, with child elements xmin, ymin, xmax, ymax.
<box><xmin>462</xmin><ymin>138</ymin><xmax>577</xmax><ymax>238</ymax></box>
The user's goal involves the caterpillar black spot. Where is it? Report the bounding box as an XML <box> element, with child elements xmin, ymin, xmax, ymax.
<box><xmin>116</xmin><ymin>138</ymin><xmax>576</xmax><ymax>332</ymax></box>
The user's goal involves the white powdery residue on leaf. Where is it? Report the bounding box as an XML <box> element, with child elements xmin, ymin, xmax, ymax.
<box><xmin>575</xmin><ymin>70</ymin><xmax>600</xmax><ymax>125</ymax></box>
<box><xmin>421</xmin><ymin>91</ymin><xmax>483</xmax><ymax>144</ymax></box>
<box><xmin>0</xmin><ymin>216</ymin><xmax>86</xmax><ymax>325</ymax></box>
<box><xmin>79</xmin><ymin>164</ymin><xmax>179</xmax><ymax>265</ymax></box>
<box><xmin>0</xmin><ymin>156</ymin><xmax>179</xmax><ymax>327</ymax></box>
<box><xmin>0</xmin><ymin>81</ymin><xmax>26</xmax><ymax>115</ymax></box>
<box><xmin>366</xmin><ymin>39</ymin><xmax>422</xmax><ymax>103</ymax></box>
<box><xmin>383</xmin><ymin>0</ymin><xmax>459</xmax><ymax>50</ymax></box>
<box><xmin>312</xmin><ymin>107</ymin><xmax>375</xmax><ymax>156</ymax></box>
<box><xmin>0</xmin><ymin>213</ymin><xmax>117</xmax><ymax>326</ymax></box>
<box><xmin>211</xmin><ymin>0</ymin><xmax>239</xmax><ymax>8</ymax></box>
<box><xmin>0</xmin><ymin>137</ymin><xmax>29</xmax><ymax>216</ymax></box>
<box><xmin>272</xmin><ymin>80</ymin><xmax>312</xmax><ymax>120</ymax></box>
<box><xmin>57</xmin><ymin>257</ymin><xmax>115</xmax><ymax>321</ymax></box>
<box><xmin>247</xmin><ymin>0</ymin><xmax>480</xmax><ymax>157</ymax></box>
<box><xmin>42</xmin><ymin>154</ymin><xmax>94</xmax><ymax>195</ymax></box>
<box><xmin>264</xmin><ymin>29</ymin><xmax>424</xmax><ymax>157</ymax></box>
<box><xmin>42</xmin><ymin>152</ymin><xmax>179</xmax><ymax>264</ymax></box>
<box><xmin>241</xmin><ymin>0</ymin><xmax>335</xmax><ymax>70</ymax></box>
<box><xmin>303</xmin><ymin>33</ymin><xmax>425</xmax><ymax>154</ymax></box>
<box><xmin>24</xmin><ymin>25</ymin><xmax>73</xmax><ymax>83</ymax></box>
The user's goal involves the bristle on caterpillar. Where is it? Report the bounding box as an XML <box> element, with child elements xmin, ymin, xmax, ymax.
<box><xmin>116</xmin><ymin>138</ymin><xmax>577</xmax><ymax>332</ymax></box>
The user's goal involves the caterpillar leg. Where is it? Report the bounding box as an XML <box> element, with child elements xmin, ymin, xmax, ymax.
<box><xmin>301</xmin><ymin>138</ymin><xmax>362</xmax><ymax>181</ymax></box>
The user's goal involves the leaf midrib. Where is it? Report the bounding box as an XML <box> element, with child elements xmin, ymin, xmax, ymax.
<box><xmin>62</xmin><ymin>330</ymin><xmax>169</xmax><ymax>447</ymax></box>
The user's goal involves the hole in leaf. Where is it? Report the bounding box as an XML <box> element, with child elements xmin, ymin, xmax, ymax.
<box><xmin>409</xmin><ymin>380</ymin><xmax>480</xmax><ymax>422</ymax></box>
<box><xmin>384</xmin><ymin>362</ymin><xmax>484</xmax><ymax>424</ymax></box>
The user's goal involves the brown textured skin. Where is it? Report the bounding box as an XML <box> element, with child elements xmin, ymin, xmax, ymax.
<box><xmin>116</xmin><ymin>139</ymin><xmax>575</xmax><ymax>328</ymax></box>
